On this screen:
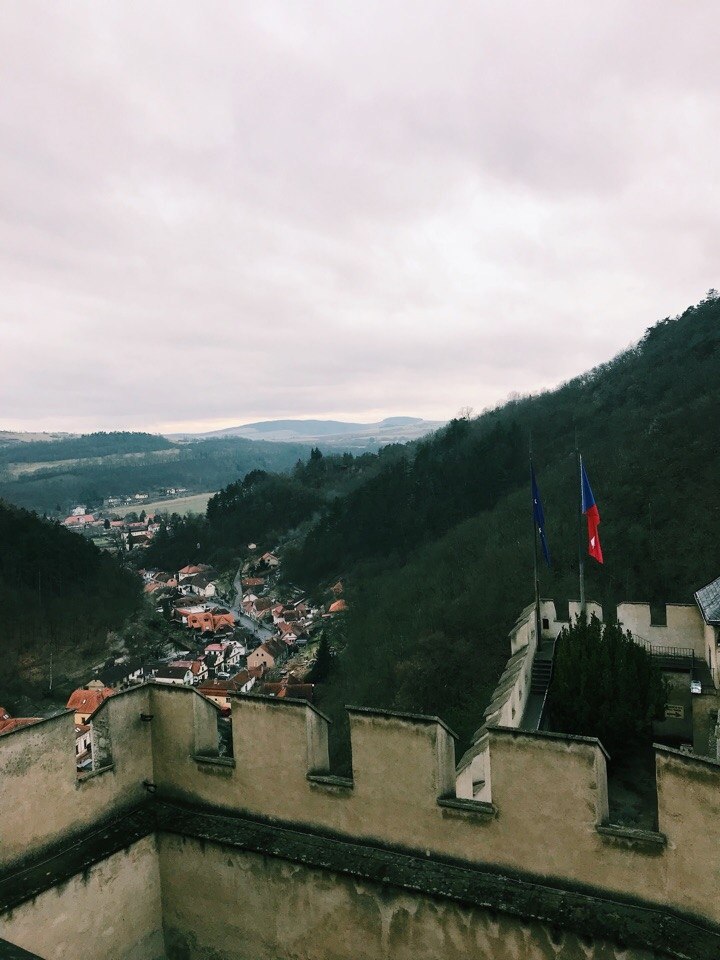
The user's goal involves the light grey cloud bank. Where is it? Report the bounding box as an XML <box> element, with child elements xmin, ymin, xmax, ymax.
<box><xmin>0</xmin><ymin>1</ymin><xmax>718</xmax><ymax>432</ymax></box>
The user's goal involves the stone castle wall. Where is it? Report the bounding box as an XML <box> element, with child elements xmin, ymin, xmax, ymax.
<box><xmin>1</xmin><ymin>677</ymin><xmax>720</xmax><ymax>959</ymax></box>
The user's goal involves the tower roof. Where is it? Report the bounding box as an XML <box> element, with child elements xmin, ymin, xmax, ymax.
<box><xmin>695</xmin><ymin>575</ymin><xmax>720</xmax><ymax>625</ymax></box>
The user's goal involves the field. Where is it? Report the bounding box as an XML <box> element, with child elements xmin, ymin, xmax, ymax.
<box><xmin>111</xmin><ymin>491</ymin><xmax>216</xmax><ymax>517</ymax></box>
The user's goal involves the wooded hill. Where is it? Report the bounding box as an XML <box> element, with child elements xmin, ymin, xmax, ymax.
<box><xmin>136</xmin><ymin>294</ymin><xmax>720</xmax><ymax>758</ymax></box>
<box><xmin>0</xmin><ymin>431</ymin><xmax>314</xmax><ymax>514</ymax></box>
<box><xmin>0</xmin><ymin>501</ymin><xmax>143</xmax><ymax>711</ymax></box>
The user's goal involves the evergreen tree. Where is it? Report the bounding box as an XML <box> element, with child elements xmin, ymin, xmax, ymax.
<box><xmin>546</xmin><ymin>615</ymin><xmax>667</xmax><ymax>757</ymax></box>
<box><xmin>308</xmin><ymin>634</ymin><xmax>332</xmax><ymax>683</ymax></box>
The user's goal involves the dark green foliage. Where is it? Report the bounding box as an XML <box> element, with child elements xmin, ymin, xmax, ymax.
<box><xmin>147</xmin><ymin>450</ymin><xmax>394</xmax><ymax>567</ymax></box>
<box><xmin>0</xmin><ymin>431</ymin><xmax>174</xmax><ymax>464</ymax></box>
<box><xmin>546</xmin><ymin>615</ymin><xmax>667</xmax><ymax>757</ymax></box>
<box><xmin>283</xmin><ymin>417</ymin><xmax>526</xmax><ymax>585</ymax></box>
<box><xmin>0</xmin><ymin>500</ymin><xmax>143</xmax><ymax>710</ymax></box>
<box><xmin>0</xmin><ymin>435</ymin><xmax>315</xmax><ymax>514</ymax></box>
<box><xmin>206</xmin><ymin>470</ymin><xmax>322</xmax><ymax>551</ymax></box>
<box><xmin>143</xmin><ymin>513</ymin><xmax>208</xmax><ymax>570</ymax></box>
<box><xmin>308</xmin><ymin>634</ymin><xmax>332</xmax><ymax>683</ymax></box>
<box><xmin>295</xmin><ymin>293</ymin><xmax>720</xmax><ymax>751</ymax></box>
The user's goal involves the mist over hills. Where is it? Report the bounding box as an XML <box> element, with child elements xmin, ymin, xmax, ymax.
<box><xmin>168</xmin><ymin>416</ymin><xmax>445</xmax><ymax>448</ymax></box>
<box><xmin>0</xmin><ymin>417</ymin><xmax>445</xmax><ymax>514</ymax></box>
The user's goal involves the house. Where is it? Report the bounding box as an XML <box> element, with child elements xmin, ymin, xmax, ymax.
<box><xmin>183</xmin><ymin>573</ymin><xmax>217</xmax><ymax>598</ymax></box>
<box><xmin>256</xmin><ymin>677</ymin><xmax>315</xmax><ymax>702</ymax></box>
<box><xmin>198</xmin><ymin>671</ymin><xmax>255</xmax><ymax>713</ymax></box>
<box><xmin>169</xmin><ymin>659</ymin><xmax>208</xmax><ymax>684</ymax></box>
<box><xmin>154</xmin><ymin>665</ymin><xmax>193</xmax><ymax>686</ymax></box>
<box><xmin>328</xmin><ymin>599</ymin><xmax>348</xmax><ymax>614</ymax></box>
<box><xmin>92</xmin><ymin>659</ymin><xmax>145</xmax><ymax>689</ymax></box>
<box><xmin>246</xmin><ymin>638</ymin><xmax>287</xmax><ymax>675</ymax></box>
<box><xmin>62</xmin><ymin>513</ymin><xmax>95</xmax><ymax>527</ymax></box>
<box><xmin>241</xmin><ymin>577</ymin><xmax>265</xmax><ymax>590</ymax></box>
<box><xmin>0</xmin><ymin>708</ymin><xmax>41</xmax><ymax>736</ymax></box>
<box><xmin>75</xmin><ymin>723</ymin><xmax>92</xmax><ymax>770</ymax></box>
<box><xmin>66</xmin><ymin>687</ymin><xmax>114</xmax><ymax>724</ymax></box>
<box><xmin>186</xmin><ymin>608</ymin><xmax>235</xmax><ymax>634</ymax></box>
<box><xmin>277</xmin><ymin>621</ymin><xmax>297</xmax><ymax>640</ymax></box>
<box><xmin>154</xmin><ymin>572</ymin><xmax>178</xmax><ymax>586</ymax></box>
<box><xmin>259</xmin><ymin>552</ymin><xmax>280</xmax><ymax>568</ymax></box>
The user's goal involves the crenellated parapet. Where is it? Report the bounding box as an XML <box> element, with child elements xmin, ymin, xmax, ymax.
<box><xmin>2</xmin><ymin>678</ymin><xmax>719</xmax><ymax>951</ymax></box>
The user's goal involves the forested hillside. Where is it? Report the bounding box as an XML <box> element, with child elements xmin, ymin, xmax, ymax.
<box><xmin>0</xmin><ymin>431</ymin><xmax>173</xmax><ymax>464</ymax></box>
<box><xmin>298</xmin><ymin>293</ymin><xmax>720</xmax><ymax>751</ymax></box>
<box><xmin>0</xmin><ymin>433</ymin><xmax>313</xmax><ymax>513</ymax></box>
<box><xmin>134</xmin><ymin>294</ymin><xmax>720</xmax><ymax>755</ymax></box>
<box><xmin>143</xmin><ymin>447</ymin><xmax>402</xmax><ymax>570</ymax></box>
<box><xmin>0</xmin><ymin>501</ymin><xmax>143</xmax><ymax>710</ymax></box>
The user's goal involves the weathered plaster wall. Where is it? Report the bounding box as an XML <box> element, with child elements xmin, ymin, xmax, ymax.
<box><xmin>158</xmin><ymin>834</ymin><xmax>658</xmax><ymax>960</ymax></box>
<box><xmin>1</xmin><ymin>836</ymin><xmax>163</xmax><ymax>960</ymax></box>
<box><xmin>0</xmin><ymin>686</ymin><xmax>153</xmax><ymax>868</ymax></box>
<box><xmin>146</xmin><ymin>685</ymin><xmax>720</xmax><ymax>929</ymax></box>
<box><xmin>617</xmin><ymin>603</ymin><xmax>705</xmax><ymax>655</ymax></box>
<box><xmin>2</xmin><ymin>682</ymin><xmax>720</xmax><ymax>959</ymax></box>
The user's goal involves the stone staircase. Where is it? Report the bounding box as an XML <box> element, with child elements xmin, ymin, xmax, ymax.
<box><xmin>530</xmin><ymin>656</ymin><xmax>553</xmax><ymax>696</ymax></box>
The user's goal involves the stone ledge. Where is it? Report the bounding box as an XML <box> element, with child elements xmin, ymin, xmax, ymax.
<box><xmin>193</xmin><ymin>754</ymin><xmax>236</xmax><ymax>770</ymax></box>
<box><xmin>0</xmin><ymin>806</ymin><xmax>155</xmax><ymax>913</ymax></box>
<box><xmin>437</xmin><ymin>796</ymin><xmax>496</xmax><ymax>820</ymax></box>
<box><xmin>76</xmin><ymin>762</ymin><xmax>115</xmax><ymax>785</ymax></box>
<box><xmin>155</xmin><ymin>799</ymin><xmax>720</xmax><ymax>960</ymax></box>
<box><xmin>597</xmin><ymin>824</ymin><xmax>667</xmax><ymax>851</ymax></box>
<box><xmin>307</xmin><ymin>773</ymin><xmax>354</xmax><ymax>792</ymax></box>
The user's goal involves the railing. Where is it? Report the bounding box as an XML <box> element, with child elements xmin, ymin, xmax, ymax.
<box><xmin>634</xmin><ymin>638</ymin><xmax>696</xmax><ymax>675</ymax></box>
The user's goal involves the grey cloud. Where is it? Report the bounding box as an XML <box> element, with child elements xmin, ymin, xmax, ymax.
<box><xmin>0</xmin><ymin>1</ymin><xmax>718</xmax><ymax>431</ymax></box>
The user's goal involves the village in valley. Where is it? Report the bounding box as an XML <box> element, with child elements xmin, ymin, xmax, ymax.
<box><xmin>0</xmin><ymin>501</ymin><xmax>348</xmax><ymax>771</ymax></box>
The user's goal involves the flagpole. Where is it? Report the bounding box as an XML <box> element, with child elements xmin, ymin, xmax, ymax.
<box><xmin>530</xmin><ymin>437</ymin><xmax>542</xmax><ymax>650</ymax></box>
<box><xmin>576</xmin><ymin>432</ymin><xmax>586</xmax><ymax>620</ymax></box>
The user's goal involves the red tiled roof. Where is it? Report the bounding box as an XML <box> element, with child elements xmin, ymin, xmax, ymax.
<box><xmin>66</xmin><ymin>687</ymin><xmax>113</xmax><ymax>714</ymax></box>
<box><xmin>0</xmin><ymin>717</ymin><xmax>41</xmax><ymax>735</ymax></box>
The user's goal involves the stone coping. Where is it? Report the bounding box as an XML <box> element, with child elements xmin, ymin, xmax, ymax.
<box><xmin>655</xmin><ymin>742</ymin><xmax>720</xmax><ymax>770</ymax></box>
<box><xmin>3</xmin><ymin>798</ymin><xmax>720</xmax><ymax>959</ymax></box>
<box><xmin>490</xmin><ymin>723</ymin><xmax>611</xmax><ymax>761</ymax></box>
<box><xmin>240</xmin><ymin>691</ymin><xmax>333</xmax><ymax>724</ymax></box>
<box><xmin>345</xmin><ymin>704</ymin><xmax>458</xmax><ymax>739</ymax></box>
<box><xmin>596</xmin><ymin>824</ymin><xmax>667</xmax><ymax>849</ymax></box>
<box><xmin>436</xmin><ymin>796</ymin><xmax>496</xmax><ymax>820</ymax></box>
<box><xmin>0</xmin><ymin>805</ymin><xmax>154</xmax><ymax>914</ymax></box>
<box><xmin>76</xmin><ymin>762</ymin><xmax>115</xmax><ymax>785</ymax></box>
<box><xmin>193</xmin><ymin>754</ymin><xmax>236</xmax><ymax>768</ymax></box>
<box><xmin>155</xmin><ymin>799</ymin><xmax>720</xmax><ymax>960</ymax></box>
<box><xmin>307</xmin><ymin>773</ymin><xmax>354</xmax><ymax>791</ymax></box>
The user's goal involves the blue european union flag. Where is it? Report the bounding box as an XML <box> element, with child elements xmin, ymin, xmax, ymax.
<box><xmin>531</xmin><ymin>464</ymin><xmax>551</xmax><ymax>567</ymax></box>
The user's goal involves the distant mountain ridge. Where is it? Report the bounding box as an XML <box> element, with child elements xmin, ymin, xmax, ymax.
<box><xmin>168</xmin><ymin>416</ymin><xmax>445</xmax><ymax>447</ymax></box>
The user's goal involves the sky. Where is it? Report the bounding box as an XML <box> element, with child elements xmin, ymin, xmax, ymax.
<box><xmin>1</xmin><ymin>2</ymin><xmax>718</xmax><ymax>434</ymax></box>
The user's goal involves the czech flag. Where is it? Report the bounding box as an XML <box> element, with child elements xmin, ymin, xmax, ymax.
<box><xmin>581</xmin><ymin>461</ymin><xmax>603</xmax><ymax>564</ymax></box>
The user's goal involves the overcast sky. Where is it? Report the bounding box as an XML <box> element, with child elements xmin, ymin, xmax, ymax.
<box><xmin>1</xmin><ymin>2</ymin><xmax>718</xmax><ymax>434</ymax></box>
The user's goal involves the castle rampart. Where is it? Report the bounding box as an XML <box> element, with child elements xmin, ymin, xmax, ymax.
<box><xmin>1</xmin><ymin>679</ymin><xmax>720</xmax><ymax>959</ymax></box>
